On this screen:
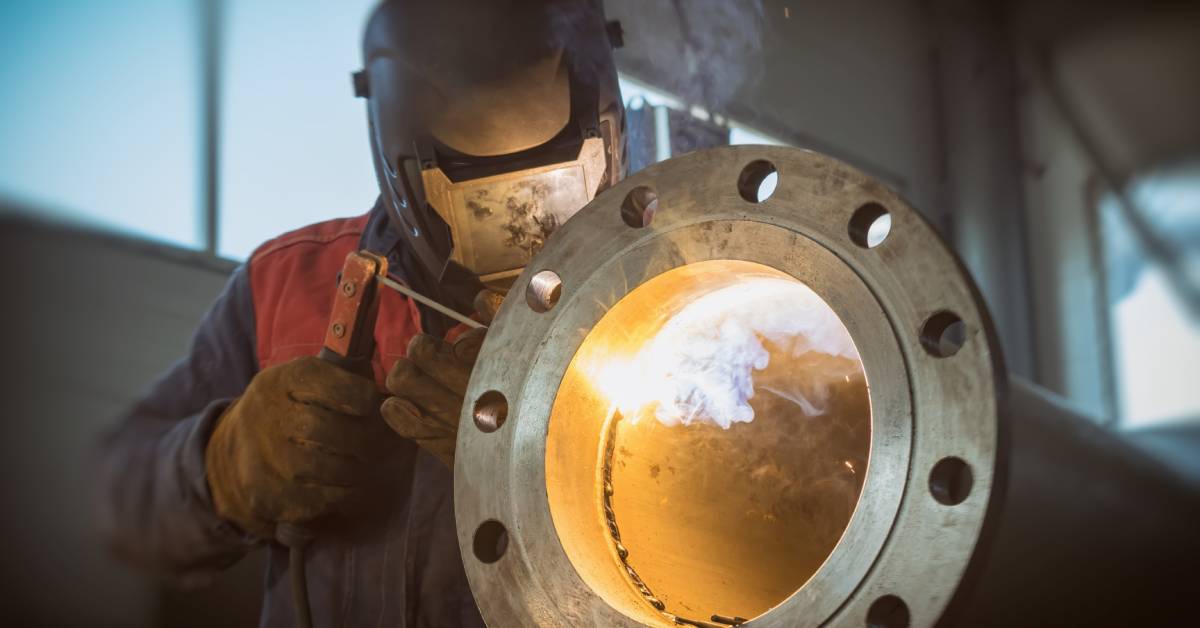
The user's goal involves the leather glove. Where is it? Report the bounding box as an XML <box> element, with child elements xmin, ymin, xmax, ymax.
<box><xmin>381</xmin><ymin>327</ymin><xmax>486</xmax><ymax>469</ymax></box>
<box><xmin>205</xmin><ymin>356</ymin><xmax>397</xmax><ymax>538</ymax></box>
<box><xmin>381</xmin><ymin>289</ymin><xmax>500</xmax><ymax>468</ymax></box>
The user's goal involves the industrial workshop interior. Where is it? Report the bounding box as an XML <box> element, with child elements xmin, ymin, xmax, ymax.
<box><xmin>1</xmin><ymin>0</ymin><xmax>1198</xmax><ymax>626</ymax></box>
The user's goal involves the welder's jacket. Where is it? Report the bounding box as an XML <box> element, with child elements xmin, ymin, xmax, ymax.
<box><xmin>94</xmin><ymin>203</ymin><xmax>486</xmax><ymax>627</ymax></box>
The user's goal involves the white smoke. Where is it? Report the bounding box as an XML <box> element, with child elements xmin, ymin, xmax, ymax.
<box><xmin>602</xmin><ymin>278</ymin><xmax>860</xmax><ymax>429</ymax></box>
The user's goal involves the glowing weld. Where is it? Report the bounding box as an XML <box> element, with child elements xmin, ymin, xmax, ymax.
<box><xmin>583</xmin><ymin>277</ymin><xmax>858</xmax><ymax>429</ymax></box>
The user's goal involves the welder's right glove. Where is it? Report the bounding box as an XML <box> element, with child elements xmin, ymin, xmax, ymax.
<box><xmin>381</xmin><ymin>327</ymin><xmax>486</xmax><ymax>469</ymax></box>
<box><xmin>205</xmin><ymin>356</ymin><xmax>399</xmax><ymax>539</ymax></box>
<box><xmin>380</xmin><ymin>288</ymin><xmax>501</xmax><ymax>469</ymax></box>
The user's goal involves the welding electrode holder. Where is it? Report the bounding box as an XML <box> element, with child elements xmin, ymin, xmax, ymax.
<box><xmin>276</xmin><ymin>249</ymin><xmax>389</xmax><ymax>628</ymax></box>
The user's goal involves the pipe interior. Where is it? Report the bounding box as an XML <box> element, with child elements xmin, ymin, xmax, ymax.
<box><xmin>546</xmin><ymin>260</ymin><xmax>872</xmax><ymax>624</ymax></box>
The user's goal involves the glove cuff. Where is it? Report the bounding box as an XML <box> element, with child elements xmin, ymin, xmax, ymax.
<box><xmin>204</xmin><ymin>399</ymin><xmax>273</xmax><ymax>539</ymax></box>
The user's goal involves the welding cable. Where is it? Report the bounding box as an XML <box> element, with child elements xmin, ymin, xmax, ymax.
<box><xmin>277</xmin><ymin>522</ymin><xmax>316</xmax><ymax>628</ymax></box>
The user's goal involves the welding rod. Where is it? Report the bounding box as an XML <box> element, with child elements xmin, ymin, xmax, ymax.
<box><xmin>379</xmin><ymin>275</ymin><xmax>487</xmax><ymax>330</ymax></box>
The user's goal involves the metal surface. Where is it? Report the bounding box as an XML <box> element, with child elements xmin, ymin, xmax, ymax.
<box><xmin>454</xmin><ymin>144</ymin><xmax>1200</xmax><ymax>626</ymax></box>
<box><xmin>600</xmin><ymin>412</ymin><xmax>666</xmax><ymax>615</ymax></box>
<box><xmin>553</xmin><ymin>260</ymin><xmax>872</xmax><ymax>624</ymax></box>
<box><xmin>943</xmin><ymin>378</ymin><xmax>1200</xmax><ymax>627</ymax></box>
<box><xmin>455</xmin><ymin>145</ymin><xmax>1002</xmax><ymax>626</ymax></box>
<box><xmin>420</xmin><ymin>137</ymin><xmax>609</xmax><ymax>281</ymax></box>
<box><xmin>323</xmin><ymin>251</ymin><xmax>388</xmax><ymax>358</ymax></box>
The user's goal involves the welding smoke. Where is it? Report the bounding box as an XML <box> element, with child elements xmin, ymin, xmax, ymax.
<box><xmin>594</xmin><ymin>278</ymin><xmax>860</xmax><ymax>429</ymax></box>
<box><xmin>604</xmin><ymin>0</ymin><xmax>765</xmax><ymax>112</ymax></box>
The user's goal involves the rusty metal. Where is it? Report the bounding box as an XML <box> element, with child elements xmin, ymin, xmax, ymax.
<box><xmin>451</xmin><ymin>145</ymin><xmax>1200</xmax><ymax>627</ymax></box>
<box><xmin>322</xmin><ymin>250</ymin><xmax>388</xmax><ymax>357</ymax></box>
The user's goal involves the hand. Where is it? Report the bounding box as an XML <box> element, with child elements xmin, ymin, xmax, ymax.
<box><xmin>205</xmin><ymin>356</ymin><xmax>396</xmax><ymax>538</ymax></box>
<box><xmin>381</xmin><ymin>327</ymin><xmax>486</xmax><ymax>469</ymax></box>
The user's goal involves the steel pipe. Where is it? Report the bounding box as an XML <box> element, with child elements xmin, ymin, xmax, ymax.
<box><xmin>452</xmin><ymin>146</ymin><xmax>1200</xmax><ymax>627</ymax></box>
<box><xmin>944</xmin><ymin>379</ymin><xmax>1200</xmax><ymax>627</ymax></box>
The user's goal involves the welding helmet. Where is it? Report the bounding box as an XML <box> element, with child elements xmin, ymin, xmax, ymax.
<box><xmin>357</xmin><ymin>0</ymin><xmax>626</xmax><ymax>286</ymax></box>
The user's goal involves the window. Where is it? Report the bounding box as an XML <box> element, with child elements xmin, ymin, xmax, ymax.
<box><xmin>1102</xmin><ymin>161</ymin><xmax>1200</xmax><ymax>427</ymax></box>
<box><xmin>0</xmin><ymin>4</ymin><xmax>791</xmax><ymax>261</ymax></box>
<box><xmin>0</xmin><ymin>0</ymin><xmax>201</xmax><ymax>248</ymax></box>
<box><xmin>619</xmin><ymin>75</ymin><xmax>686</xmax><ymax>110</ymax></box>
<box><xmin>217</xmin><ymin>0</ymin><xmax>379</xmax><ymax>260</ymax></box>
<box><xmin>729</xmin><ymin>124</ymin><xmax>790</xmax><ymax>147</ymax></box>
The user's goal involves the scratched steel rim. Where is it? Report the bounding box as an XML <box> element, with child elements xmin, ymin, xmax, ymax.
<box><xmin>454</xmin><ymin>146</ymin><xmax>1004</xmax><ymax>627</ymax></box>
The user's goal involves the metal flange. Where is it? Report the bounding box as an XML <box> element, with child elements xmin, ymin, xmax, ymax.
<box><xmin>454</xmin><ymin>146</ymin><xmax>1004</xmax><ymax>627</ymax></box>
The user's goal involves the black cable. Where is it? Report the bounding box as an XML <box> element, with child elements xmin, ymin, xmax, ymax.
<box><xmin>277</xmin><ymin>522</ymin><xmax>316</xmax><ymax>628</ymax></box>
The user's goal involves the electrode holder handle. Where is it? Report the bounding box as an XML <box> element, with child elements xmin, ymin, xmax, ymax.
<box><xmin>280</xmin><ymin>249</ymin><xmax>389</xmax><ymax>628</ymax></box>
<box><xmin>320</xmin><ymin>250</ymin><xmax>389</xmax><ymax>375</ymax></box>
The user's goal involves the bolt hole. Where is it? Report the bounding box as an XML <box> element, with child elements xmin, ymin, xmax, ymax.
<box><xmin>472</xmin><ymin>520</ymin><xmax>509</xmax><ymax>564</ymax></box>
<box><xmin>526</xmin><ymin>270</ymin><xmax>563</xmax><ymax>313</ymax></box>
<box><xmin>473</xmin><ymin>390</ymin><xmax>509</xmax><ymax>433</ymax></box>
<box><xmin>867</xmin><ymin>594</ymin><xmax>910</xmax><ymax>628</ymax></box>
<box><xmin>920</xmin><ymin>311</ymin><xmax>967</xmax><ymax>357</ymax></box>
<box><xmin>849</xmin><ymin>202</ymin><xmax>892</xmax><ymax>248</ymax></box>
<box><xmin>621</xmin><ymin>185</ymin><xmax>658</xmax><ymax>228</ymax></box>
<box><xmin>929</xmin><ymin>456</ymin><xmax>973</xmax><ymax>506</ymax></box>
<box><xmin>737</xmin><ymin>160</ymin><xmax>778</xmax><ymax>203</ymax></box>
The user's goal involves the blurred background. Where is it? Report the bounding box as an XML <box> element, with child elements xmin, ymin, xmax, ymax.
<box><xmin>0</xmin><ymin>0</ymin><xmax>1197</xmax><ymax>625</ymax></box>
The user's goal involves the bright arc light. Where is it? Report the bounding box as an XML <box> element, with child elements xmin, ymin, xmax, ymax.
<box><xmin>582</xmin><ymin>277</ymin><xmax>860</xmax><ymax>429</ymax></box>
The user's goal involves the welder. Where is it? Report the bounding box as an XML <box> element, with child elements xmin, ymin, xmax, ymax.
<box><xmin>93</xmin><ymin>1</ymin><xmax>625</xmax><ymax>625</ymax></box>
